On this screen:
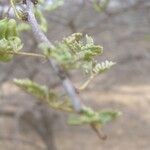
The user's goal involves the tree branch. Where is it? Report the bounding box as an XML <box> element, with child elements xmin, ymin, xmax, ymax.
<box><xmin>0</xmin><ymin>135</ymin><xmax>44</xmax><ymax>149</ymax></box>
<box><xmin>25</xmin><ymin>0</ymin><xmax>82</xmax><ymax>112</ymax></box>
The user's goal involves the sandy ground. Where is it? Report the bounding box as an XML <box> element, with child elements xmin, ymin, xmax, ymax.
<box><xmin>0</xmin><ymin>82</ymin><xmax>150</xmax><ymax>150</ymax></box>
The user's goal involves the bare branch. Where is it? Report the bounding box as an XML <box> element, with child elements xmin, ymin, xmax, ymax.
<box><xmin>25</xmin><ymin>0</ymin><xmax>82</xmax><ymax>112</ymax></box>
<box><xmin>0</xmin><ymin>135</ymin><xmax>44</xmax><ymax>149</ymax></box>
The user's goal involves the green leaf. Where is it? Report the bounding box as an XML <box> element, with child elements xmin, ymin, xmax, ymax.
<box><xmin>93</xmin><ymin>60</ymin><xmax>116</xmax><ymax>74</ymax></box>
<box><xmin>98</xmin><ymin>110</ymin><xmax>122</xmax><ymax>124</ymax></box>
<box><xmin>17</xmin><ymin>23</ymin><xmax>31</xmax><ymax>32</ymax></box>
<box><xmin>0</xmin><ymin>18</ymin><xmax>22</xmax><ymax>62</ymax></box>
<box><xmin>93</xmin><ymin>0</ymin><xmax>110</xmax><ymax>13</ymax></box>
<box><xmin>68</xmin><ymin>107</ymin><xmax>121</xmax><ymax>125</ymax></box>
<box><xmin>44</xmin><ymin>33</ymin><xmax>104</xmax><ymax>73</ymax></box>
<box><xmin>0</xmin><ymin>39</ymin><xmax>13</xmax><ymax>62</ymax></box>
<box><xmin>14</xmin><ymin>79</ymin><xmax>73</xmax><ymax>112</ymax></box>
<box><xmin>14</xmin><ymin>79</ymin><xmax>49</xmax><ymax>100</ymax></box>
<box><xmin>35</xmin><ymin>9</ymin><xmax>48</xmax><ymax>32</ymax></box>
<box><xmin>6</xmin><ymin>19</ymin><xmax>18</xmax><ymax>38</ymax></box>
<box><xmin>0</xmin><ymin>18</ymin><xmax>8</xmax><ymax>39</ymax></box>
<box><xmin>8</xmin><ymin>36</ymin><xmax>23</xmax><ymax>51</ymax></box>
<box><xmin>86</xmin><ymin>35</ymin><xmax>94</xmax><ymax>44</ymax></box>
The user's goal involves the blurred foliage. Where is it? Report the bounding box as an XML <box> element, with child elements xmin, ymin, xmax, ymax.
<box><xmin>0</xmin><ymin>18</ymin><xmax>22</xmax><ymax>62</ymax></box>
<box><xmin>93</xmin><ymin>0</ymin><xmax>110</xmax><ymax>13</ymax></box>
<box><xmin>68</xmin><ymin>107</ymin><xmax>121</xmax><ymax>125</ymax></box>
<box><xmin>14</xmin><ymin>79</ymin><xmax>74</xmax><ymax>112</ymax></box>
<box><xmin>39</xmin><ymin>0</ymin><xmax>64</xmax><ymax>11</ymax></box>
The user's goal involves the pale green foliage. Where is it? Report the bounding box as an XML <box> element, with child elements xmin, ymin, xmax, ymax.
<box><xmin>93</xmin><ymin>0</ymin><xmax>110</xmax><ymax>13</ymax></box>
<box><xmin>98</xmin><ymin>110</ymin><xmax>121</xmax><ymax>124</ymax></box>
<box><xmin>14</xmin><ymin>78</ymin><xmax>49</xmax><ymax>100</ymax></box>
<box><xmin>68</xmin><ymin>106</ymin><xmax>121</xmax><ymax>125</ymax></box>
<box><xmin>39</xmin><ymin>0</ymin><xmax>64</xmax><ymax>11</ymax></box>
<box><xmin>43</xmin><ymin>33</ymin><xmax>115</xmax><ymax>77</ymax></box>
<box><xmin>35</xmin><ymin>9</ymin><xmax>48</xmax><ymax>32</ymax></box>
<box><xmin>17</xmin><ymin>23</ymin><xmax>31</xmax><ymax>32</ymax></box>
<box><xmin>93</xmin><ymin>60</ymin><xmax>116</xmax><ymax>74</ymax></box>
<box><xmin>17</xmin><ymin>0</ymin><xmax>64</xmax><ymax>33</ymax></box>
<box><xmin>0</xmin><ymin>18</ymin><xmax>22</xmax><ymax>62</ymax></box>
<box><xmin>14</xmin><ymin>79</ymin><xmax>73</xmax><ymax>112</ymax></box>
<box><xmin>17</xmin><ymin>9</ymin><xmax>48</xmax><ymax>33</ymax></box>
<box><xmin>44</xmin><ymin>33</ymin><xmax>104</xmax><ymax>73</ymax></box>
<box><xmin>14</xmin><ymin>79</ymin><xmax>121</xmax><ymax>127</ymax></box>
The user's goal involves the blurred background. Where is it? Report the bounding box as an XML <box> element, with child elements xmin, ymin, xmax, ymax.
<box><xmin>0</xmin><ymin>0</ymin><xmax>150</xmax><ymax>150</ymax></box>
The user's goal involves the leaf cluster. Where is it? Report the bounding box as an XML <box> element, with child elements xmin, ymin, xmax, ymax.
<box><xmin>14</xmin><ymin>79</ymin><xmax>73</xmax><ymax>112</ymax></box>
<box><xmin>43</xmin><ymin>33</ymin><xmax>115</xmax><ymax>77</ymax></box>
<box><xmin>68</xmin><ymin>106</ymin><xmax>121</xmax><ymax>125</ymax></box>
<box><xmin>0</xmin><ymin>18</ymin><xmax>22</xmax><ymax>62</ymax></box>
<box><xmin>14</xmin><ymin>79</ymin><xmax>121</xmax><ymax>128</ymax></box>
<box><xmin>93</xmin><ymin>0</ymin><xmax>110</xmax><ymax>13</ymax></box>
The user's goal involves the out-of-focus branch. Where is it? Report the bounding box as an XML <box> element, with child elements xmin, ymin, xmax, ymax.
<box><xmin>81</xmin><ymin>0</ymin><xmax>149</xmax><ymax>33</ymax></box>
<box><xmin>0</xmin><ymin>135</ymin><xmax>44</xmax><ymax>149</ymax></box>
<box><xmin>25</xmin><ymin>0</ymin><xmax>82</xmax><ymax>112</ymax></box>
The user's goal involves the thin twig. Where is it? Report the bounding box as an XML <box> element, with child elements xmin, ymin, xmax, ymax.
<box><xmin>0</xmin><ymin>51</ymin><xmax>46</xmax><ymax>58</ymax></box>
<box><xmin>10</xmin><ymin>0</ymin><xmax>20</xmax><ymax>19</ymax></box>
<box><xmin>15</xmin><ymin>51</ymin><xmax>46</xmax><ymax>58</ymax></box>
<box><xmin>79</xmin><ymin>75</ymin><xmax>95</xmax><ymax>91</ymax></box>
